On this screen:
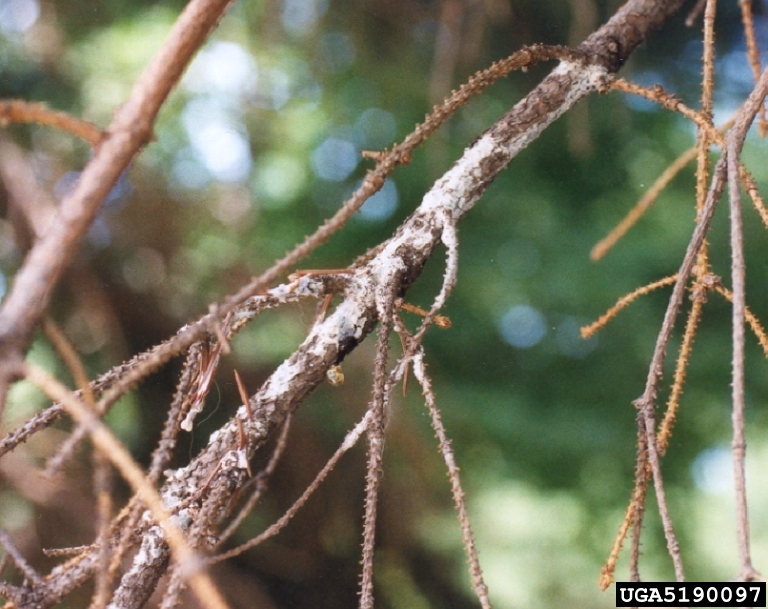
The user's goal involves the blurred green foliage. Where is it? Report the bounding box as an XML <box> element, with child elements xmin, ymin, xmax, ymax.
<box><xmin>1</xmin><ymin>0</ymin><xmax>768</xmax><ymax>608</ymax></box>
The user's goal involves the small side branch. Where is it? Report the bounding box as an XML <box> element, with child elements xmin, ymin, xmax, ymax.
<box><xmin>0</xmin><ymin>100</ymin><xmax>106</xmax><ymax>146</ymax></box>
<box><xmin>412</xmin><ymin>351</ymin><xmax>491</xmax><ymax>609</ymax></box>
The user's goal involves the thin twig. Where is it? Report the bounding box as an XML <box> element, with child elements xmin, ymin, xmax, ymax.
<box><xmin>0</xmin><ymin>530</ymin><xmax>44</xmax><ymax>588</ymax></box>
<box><xmin>581</xmin><ymin>275</ymin><xmax>677</xmax><ymax>339</ymax></box>
<box><xmin>631</xmin><ymin>62</ymin><xmax>768</xmax><ymax>586</ymax></box>
<box><xmin>739</xmin><ymin>1</ymin><xmax>767</xmax><ymax>137</ymax></box>
<box><xmin>21</xmin><ymin>363</ymin><xmax>231</xmax><ymax>609</ymax></box>
<box><xmin>412</xmin><ymin>351</ymin><xmax>491</xmax><ymax>609</ymax></box>
<box><xmin>727</xmin><ymin>137</ymin><xmax>755</xmax><ymax>581</ymax></box>
<box><xmin>638</xmin><ymin>393</ymin><xmax>686</xmax><ymax>581</ymax></box>
<box><xmin>89</xmin><ymin>451</ymin><xmax>114</xmax><ymax>609</ymax></box>
<box><xmin>591</xmin><ymin>145</ymin><xmax>697</xmax><ymax>260</ymax></box>
<box><xmin>359</xmin><ymin>298</ymin><xmax>396</xmax><ymax>609</ymax></box>
<box><xmin>629</xmin><ymin>417</ymin><xmax>648</xmax><ymax>584</ymax></box>
<box><xmin>0</xmin><ymin>100</ymin><xmax>106</xmax><ymax>146</ymax></box>
<box><xmin>41</xmin><ymin>318</ymin><xmax>97</xmax><ymax>476</ymax></box>
<box><xmin>658</xmin><ymin>297</ymin><xmax>703</xmax><ymax>454</ymax></box>
<box><xmin>217</xmin><ymin>414</ymin><xmax>292</xmax><ymax>546</ymax></box>
<box><xmin>599</xmin><ymin>417</ymin><xmax>647</xmax><ymax>590</ymax></box>
<box><xmin>210</xmin><ymin>412</ymin><xmax>369</xmax><ymax>563</ymax></box>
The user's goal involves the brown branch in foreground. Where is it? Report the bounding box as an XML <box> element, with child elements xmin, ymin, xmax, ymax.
<box><xmin>0</xmin><ymin>100</ymin><xmax>106</xmax><ymax>146</ymax></box>
<box><xmin>0</xmin><ymin>43</ymin><xmax>566</xmax><ymax>456</ymax></box>
<box><xmin>20</xmin><ymin>363</ymin><xmax>229</xmax><ymax>609</ymax></box>
<box><xmin>0</xmin><ymin>0</ymin><xmax>237</xmax><ymax>408</ymax></box>
<box><xmin>627</xmin><ymin>154</ymin><xmax>721</xmax><ymax>588</ymax></box>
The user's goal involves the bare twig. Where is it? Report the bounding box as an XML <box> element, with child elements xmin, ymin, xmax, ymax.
<box><xmin>581</xmin><ymin>275</ymin><xmax>677</xmax><ymax>339</ymax></box>
<box><xmin>211</xmin><ymin>412</ymin><xmax>369</xmax><ymax>563</ymax></box>
<box><xmin>412</xmin><ymin>350</ymin><xmax>491</xmax><ymax>609</ymax></box>
<box><xmin>89</xmin><ymin>451</ymin><xmax>114</xmax><ymax>609</ymax></box>
<box><xmin>0</xmin><ymin>100</ymin><xmax>106</xmax><ymax>146</ymax></box>
<box><xmin>359</xmin><ymin>298</ymin><xmax>396</xmax><ymax>609</ymax></box>
<box><xmin>591</xmin><ymin>144</ymin><xmax>697</xmax><ymax>260</ymax></box>
<box><xmin>727</xmin><ymin>135</ymin><xmax>755</xmax><ymax>582</ymax></box>
<box><xmin>631</xmin><ymin>63</ymin><xmax>768</xmax><ymax>587</ymax></box>
<box><xmin>217</xmin><ymin>414</ymin><xmax>292</xmax><ymax>546</ymax></box>
<box><xmin>21</xmin><ymin>363</ymin><xmax>230</xmax><ymax>609</ymax></box>
<box><xmin>739</xmin><ymin>1</ymin><xmax>767</xmax><ymax>137</ymax></box>
<box><xmin>0</xmin><ymin>530</ymin><xmax>44</xmax><ymax>588</ymax></box>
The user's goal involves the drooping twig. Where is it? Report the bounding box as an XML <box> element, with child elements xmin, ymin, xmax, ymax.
<box><xmin>727</xmin><ymin>135</ymin><xmax>755</xmax><ymax>582</ymax></box>
<box><xmin>629</xmin><ymin>416</ymin><xmax>649</xmax><ymax>584</ymax></box>
<box><xmin>628</xmin><ymin>153</ymin><xmax>720</xmax><ymax>588</ymax></box>
<box><xmin>692</xmin><ymin>0</ymin><xmax>716</xmax><ymax>283</ymax></box>
<box><xmin>90</xmin><ymin>450</ymin><xmax>114</xmax><ymax>609</ymax></box>
<box><xmin>658</xmin><ymin>295</ymin><xmax>703</xmax><ymax>454</ymax></box>
<box><xmin>359</xmin><ymin>297</ymin><xmax>396</xmax><ymax>609</ymax></box>
<box><xmin>211</xmin><ymin>412</ymin><xmax>369</xmax><ymax>563</ymax></box>
<box><xmin>591</xmin><ymin>145</ymin><xmax>697</xmax><ymax>260</ymax></box>
<box><xmin>639</xmin><ymin>391</ymin><xmax>686</xmax><ymax>582</ymax></box>
<box><xmin>599</xmin><ymin>416</ymin><xmax>648</xmax><ymax>590</ymax></box>
<box><xmin>581</xmin><ymin>275</ymin><xmax>677</xmax><ymax>339</ymax></box>
<box><xmin>411</xmin><ymin>350</ymin><xmax>491</xmax><ymax>609</ymax></box>
<box><xmin>631</xmin><ymin>62</ymin><xmax>768</xmax><ymax>586</ymax></box>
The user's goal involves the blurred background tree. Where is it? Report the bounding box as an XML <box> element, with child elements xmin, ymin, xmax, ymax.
<box><xmin>1</xmin><ymin>0</ymin><xmax>767</xmax><ymax>607</ymax></box>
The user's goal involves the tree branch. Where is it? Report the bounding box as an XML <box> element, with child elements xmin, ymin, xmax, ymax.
<box><xmin>1</xmin><ymin>1</ymin><xmax>691</xmax><ymax>606</ymax></box>
<box><xmin>0</xmin><ymin>0</ymin><xmax>235</xmax><ymax>406</ymax></box>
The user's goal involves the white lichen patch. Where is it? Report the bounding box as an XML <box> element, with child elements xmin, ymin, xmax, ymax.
<box><xmin>265</xmin><ymin>358</ymin><xmax>303</xmax><ymax>396</ymax></box>
<box><xmin>134</xmin><ymin>526</ymin><xmax>165</xmax><ymax>567</ymax></box>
